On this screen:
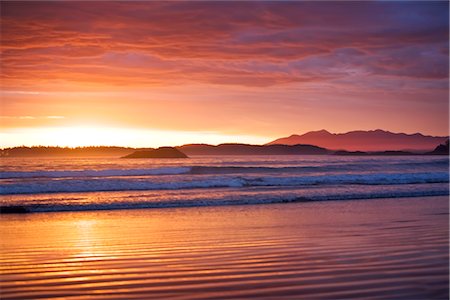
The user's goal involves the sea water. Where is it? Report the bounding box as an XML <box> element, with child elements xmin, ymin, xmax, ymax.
<box><xmin>1</xmin><ymin>155</ymin><xmax>448</xmax><ymax>213</ymax></box>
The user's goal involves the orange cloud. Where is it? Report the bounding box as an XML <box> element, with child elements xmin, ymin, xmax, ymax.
<box><xmin>1</xmin><ymin>1</ymin><xmax>448</xmax><ymax>91</ymax></box>
<box><xmin>0</xmin><ymin>1</ymin><xmax>448</xmax><ymax>143</ymax></box>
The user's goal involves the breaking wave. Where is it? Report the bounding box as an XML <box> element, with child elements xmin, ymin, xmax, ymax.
<box><xmin>1</xmin><ymin>172</ymin><xmax>448</xmax><ymax>195</ymax></box>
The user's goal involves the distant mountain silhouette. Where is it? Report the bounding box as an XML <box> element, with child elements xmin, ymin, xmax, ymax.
<box><xmin>2</xmin><ymin>137</ymin><xmax>448</xmax><ymax>157</ymax></box>
<box><xmin>177</xmin><ymin>143</ymin><xmax>329</xmax><ymax>155</ymax></box>
<box><xmin>267</xmin><ymin>129</ymin><xmax>448</xmax><ymax>152</ymax></box>
<box><xmin>0</xmin><ymin>144</ymin><xmax>329</xmax><ymax>157</ymax></box>
<box><xmin>122</xmin><ymin>147</ymin><xmax>188</xmax><ymax>158</ymax></box>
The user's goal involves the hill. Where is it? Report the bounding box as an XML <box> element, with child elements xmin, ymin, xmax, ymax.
<box><xmin>177</xmin><ymin>143</ymin><xmax>329</xmax><ymax>155</ymax></box>
<box><xmin>0</xmin><ymin>144</ymin><xmax>329</xmax><ymax>157</ymax></box>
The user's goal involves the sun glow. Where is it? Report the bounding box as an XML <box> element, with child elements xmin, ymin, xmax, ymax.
<box><xmin>0</xmin><ymin>126</ymin><xmax>269</xmax><ymax>148</ymax></box>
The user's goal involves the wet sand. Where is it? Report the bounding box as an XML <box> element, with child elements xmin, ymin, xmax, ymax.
<box><xmin>1</xmin><ymin>196</ymin><xmax>448</xmax><ymax>299</ymax></box>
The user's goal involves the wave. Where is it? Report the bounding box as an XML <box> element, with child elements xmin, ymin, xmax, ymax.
<box><xmin>189</xmin><ymin>166</ymin><xmax>320</xmax><ymax>174</ymax></box>
<box><xmin>0</xmin><ymin>165</ymin><xmax>335</xmax><ymax>179</ymax></box>
<box><xmin>1</xmin><ymin>189</ymin><xmax>448</xmax><ymax>213</ymax></box>
<box><xmin>2</xmin><ymin>158</ymin><xmax>448</xmax><ymax>179</ymax></box>
<box><xmin>1</xmin><ymin>172</ymin><xmax>448</xmax><ymax>195</ymax></box>
<box><xmin>0</xmin><ymin>167</ymin><xmax>191</xmax><ymax>179</ymax></box>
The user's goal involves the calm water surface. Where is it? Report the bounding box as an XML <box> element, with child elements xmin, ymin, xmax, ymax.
<box><xmin>1</xmin><ymin>196</ymin><xmax>448</xmax><ymax>299</ymax></box>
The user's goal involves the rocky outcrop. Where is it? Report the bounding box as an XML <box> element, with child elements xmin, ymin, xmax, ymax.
<box><xmin>122</xmin><ymin>147</ymin><xmax>188</xmax><ymax>158</ymax></box>
<box><xmin>426</xmin><ymin>139</ymin><xmax>449</xmax><ymax>155</ymax></box>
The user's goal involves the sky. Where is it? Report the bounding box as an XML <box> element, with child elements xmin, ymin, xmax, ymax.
<box><xmin>1</xmin><ymin>1</ymin><xmax>449</xmax><ymax>147</ymax></box>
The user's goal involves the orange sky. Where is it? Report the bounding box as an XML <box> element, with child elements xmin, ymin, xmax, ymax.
<box><xmin>1</xmin><ymin>1</ymin><xmax>449</xmax><ymax>147</ymax></box>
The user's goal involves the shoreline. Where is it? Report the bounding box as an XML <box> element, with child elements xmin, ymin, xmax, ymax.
<box><xmin>1</xmin><ymin>192</ymin><xmax>449</xmax><ymax>215</ymax></box>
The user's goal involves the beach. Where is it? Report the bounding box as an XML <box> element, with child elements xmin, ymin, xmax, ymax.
<box><xmin>1</xmin><ymin>196</ymin><xmax>448</xmax><ymax>299</ymax></box>
<box><xmin>2</xmin><ymin>1</ymin><xmax>449</xmax><ymax>299</ymax></box>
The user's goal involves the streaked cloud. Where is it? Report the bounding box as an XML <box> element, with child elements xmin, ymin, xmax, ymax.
<box><xmin>1</xmin><ymin>1</ymin><xmax>448</xmax><ymax>90</ymax></box>
<box><xmin>0</xmin><ymin>116</ymin><xmax>64</xmax><ymax>119</ymax></box>
<box><xmin>0</xmin><ymin>1</ymin><xmax>448</xmax><ymax>144</ymax></box>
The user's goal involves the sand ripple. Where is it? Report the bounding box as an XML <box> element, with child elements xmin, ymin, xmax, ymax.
<box><xmin>1</xmin><ymin>196</ymin><xmax>448</xmax><ymax>299</ymax></box>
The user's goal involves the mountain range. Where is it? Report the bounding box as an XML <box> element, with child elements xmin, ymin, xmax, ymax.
<box><xmin>1</xmin><ymin>130</ymin><xmax>448</xmax><ymax>157</ymax></box>
<box><xmin>267</xmin><ymin>129</ymin><xmax>448</xmax><ymax>152</ymax></box>
<box><xmin>0</xmin><ymin>144</ymin><xmax>329</xmax><ymax>157</ymax></box>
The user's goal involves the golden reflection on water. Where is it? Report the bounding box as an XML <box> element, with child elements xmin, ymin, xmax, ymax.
<box><xmin>0</xmin><ymin>196</ymin><xmax>448</xmax><ymax>300</ymax></box>
<box><xmin>72</xmin><ymin>219</ymin><xmax>104</xmax><ymax>261</ymax></box>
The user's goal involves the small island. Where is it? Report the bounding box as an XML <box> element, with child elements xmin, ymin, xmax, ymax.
<box><xmin>122</xmin><ymin>147</ymin><xmax>188</xmax><ymax>159</ymax></box>
<box><xmin>427</xmin><ymin>139</ymin><xmax>449</xmax><ymax>155</ymax></box>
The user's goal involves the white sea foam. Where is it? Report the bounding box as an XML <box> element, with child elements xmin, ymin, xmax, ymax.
<box><xmin>1</xmin><ymin>156</ymin><xmax>448</xmax><ymax>213</ymax></box>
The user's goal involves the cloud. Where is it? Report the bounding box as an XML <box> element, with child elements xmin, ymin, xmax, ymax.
<box><xmin>0</xmin><ymin>1</ymin><xmax>448</xmax><ymax>90</ymax></box>
<box><xmin>0</xmin><ymin>116</ymin><xmax>64</xmax><ymax>119</ymax></box>
<box><xmin>0</xmin><ymin>116</ymin><xmax>35</xmax><ymax>119</ymax></box>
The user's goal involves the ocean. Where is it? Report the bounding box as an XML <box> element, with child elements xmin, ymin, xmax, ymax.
<box><xmin>1</xmin><ymin>155</ymin><xmax>448</xmax><ymax>212</ymax></box>
<box><xmin>1</xmin><ymin>155</ymin><xmax>449</xmax><ymax>299</ymax></box>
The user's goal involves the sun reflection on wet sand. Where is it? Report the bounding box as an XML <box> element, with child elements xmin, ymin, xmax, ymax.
<box><xmin>1</xmin><ymin>196</ymin><xmax>448</xmax><ymax>299</ymax></box>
